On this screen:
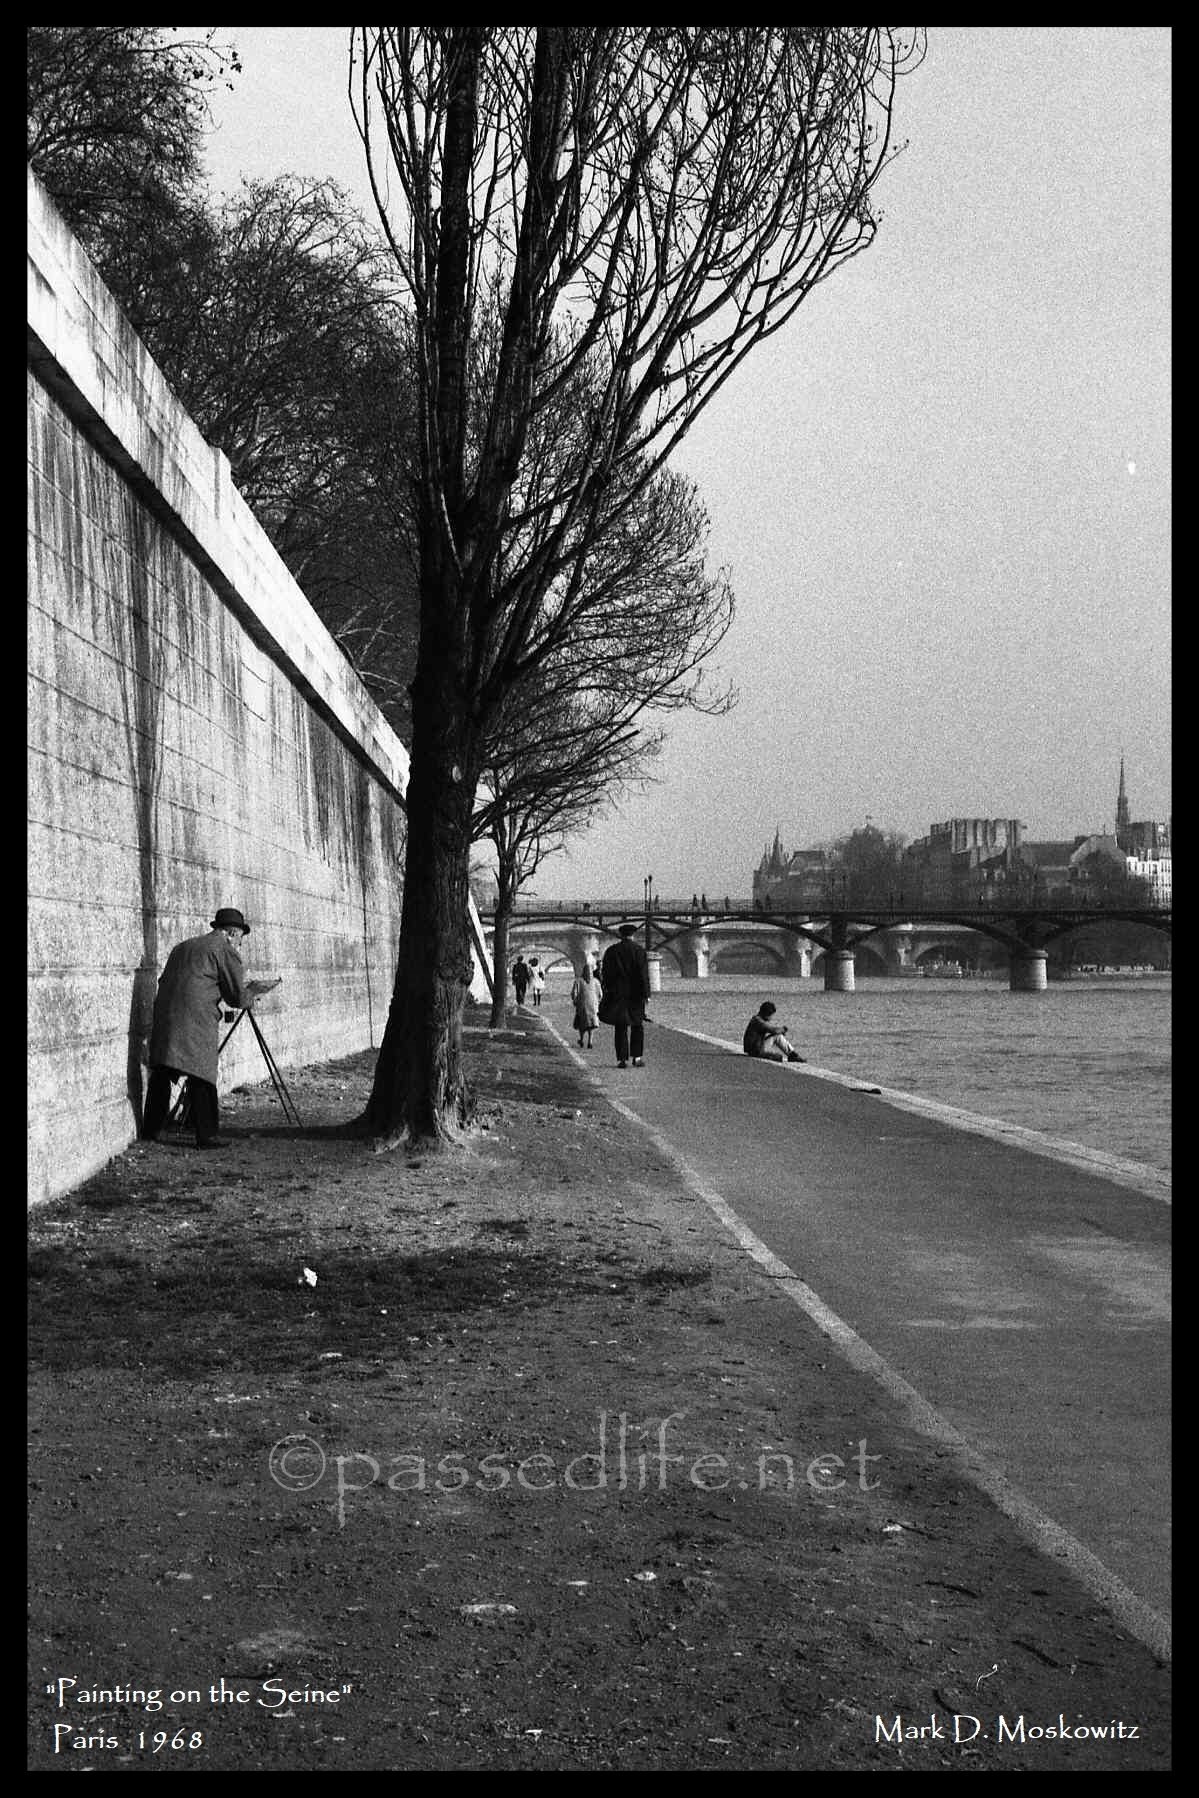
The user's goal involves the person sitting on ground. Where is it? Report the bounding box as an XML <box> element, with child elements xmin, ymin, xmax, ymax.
<box><xmin>743</xmin><ymin>1001</ymin><xmax>805</xmax><ymax>1063</ymax></box>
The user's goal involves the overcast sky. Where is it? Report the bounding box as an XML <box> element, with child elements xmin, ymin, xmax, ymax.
<box><xmin>198</xmin><ymin>26</ymin><xmax>1171</xmax><ymax>901</ymax></box>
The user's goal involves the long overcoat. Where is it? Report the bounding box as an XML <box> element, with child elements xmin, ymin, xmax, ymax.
<box><xmin>599</xmin><ymin>937</ymin><xmax>651</xmax><ymax>1027</ymax></box>
<box><xmin>147</xmin><ymin>930</ymin><xmax>250</xmax><ymax>1083</ymax></box>
<box><xmin>571</xmin><ymin>972</ymin><xmax>601</xmax><ymax>1030</ymax></box>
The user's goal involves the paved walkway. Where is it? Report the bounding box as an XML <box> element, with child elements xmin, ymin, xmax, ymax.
<box><xmin>555</xmin><ymin>1017</ymin><xmax>1171</xmax><ymax>1646</ymax></box>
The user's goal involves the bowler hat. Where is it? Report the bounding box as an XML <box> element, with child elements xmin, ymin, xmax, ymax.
<box><xmin>211</xmin><ymin>907</ymin><xmax>250</xmax><ymax>934</ymax></box>
<box><xmin>619</xmin><ymin>923</ymin><xmax>638</xmax><ymax>936</ymax></box>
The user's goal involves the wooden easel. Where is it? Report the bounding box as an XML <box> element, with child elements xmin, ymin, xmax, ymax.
<box><xmin>170</xmin><ymin>1006</ymin><xmax>302</xmax><ymax>1129</ymax></box>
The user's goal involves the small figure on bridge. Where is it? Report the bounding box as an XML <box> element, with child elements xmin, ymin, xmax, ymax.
<box><xmin>528</xmin><ymin>958</ymin><xmax>545</xmax><ymax>1007</ymax></box>
<box><xmin>743</xmin><ymin>1001</ymin><xmax>805</xmax><ymax>1064</ymax></box>
<box><xmin>570</xmin><ymin>961</ymin><xmax>601</xmax><ymax>1049</ymax></box>
<box><xmin>599</xmin><ymin>924</ymin><xmax>652</xmax><ymax>1068</ymax></box>
<box><xmin>511</xmin><ymin>955</ymin><xmax>530</xmax><ymax>1006</ymax></box>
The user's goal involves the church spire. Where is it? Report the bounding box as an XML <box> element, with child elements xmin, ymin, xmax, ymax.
<box><xmin>1116</xmin><ymin>753</ymin><xmax>1130</xmax><ymax>844</ymax></box>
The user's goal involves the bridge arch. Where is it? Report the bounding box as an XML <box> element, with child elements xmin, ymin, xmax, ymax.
<box><xmin>507</xmin><ymin>942</ymin><xmax>576</xmax><ymax>975</ymax></box>
<box><xmin>489</xmin><ymin>918</ymin><xmax>693</xmax><ymax>979</ymax></box>
<box><xmin>1030</xmin><ymin>911</ymin><xmax>1174</xmax><ymax>946</ymax></box>
<box><xmin>914</xmin><ymin>940</ymin><xmax>979</xmax><ymax>970</ymax></box>
<box><xmin>812</xmin><ymin>939</ymin><xmax>887</xmax><ymax>976</ymax></box>
<box><xmin>708</xmin><ymin>936</ymin><xmax>792</xmax><ymax>974</ymax></box>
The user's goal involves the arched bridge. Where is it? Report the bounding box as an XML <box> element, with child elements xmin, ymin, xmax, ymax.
<box><xmin>482</xmin><ymin>902</ymin><xmax>1171</xmax><ymax>993</ymax></box>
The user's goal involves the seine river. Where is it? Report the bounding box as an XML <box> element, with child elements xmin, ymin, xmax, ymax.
<box><xmin>630</xmin><ymin>971</ymin><xmax>1172</xmax><ymax>1177</ymax></box>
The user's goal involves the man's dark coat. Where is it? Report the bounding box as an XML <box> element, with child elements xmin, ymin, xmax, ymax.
<box><xmin>599</xmin><ymin>936</ymin><xmax>651</xmax><ymax>1027</ymax></box>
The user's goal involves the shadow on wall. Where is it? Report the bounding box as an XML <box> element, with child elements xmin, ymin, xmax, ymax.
<box><xmin>106</xmin><ymin>507</ymin><xmax>174</xmax><ymax>1129</ymax></box>
<box><xmin>126</xmin><ymin>972</ymin><xmax>156</xmax><ymax>1133</ymax></box>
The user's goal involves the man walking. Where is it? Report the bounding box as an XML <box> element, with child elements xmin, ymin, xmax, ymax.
<box><xmin>599</xmin><ymin>923</ymin><xmax>652</xmax><ymax>1068</ymax></box>
<box><xmin>141</xmin><ymin>906</ymin><xmax>271</xmax><ymax>1149</ymax></box>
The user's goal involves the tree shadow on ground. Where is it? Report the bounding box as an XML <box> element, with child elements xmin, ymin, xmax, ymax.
<box><xmin>27</xmin><ymin>1239</ymin><xmax>612</xmax><ymax>1380</ymax></box>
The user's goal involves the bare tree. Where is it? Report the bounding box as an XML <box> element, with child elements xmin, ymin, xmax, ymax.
<box><xmin>479</xmin><ymin>696</ymin><xmax>656</xmax><ymax>1029</ymax></box>
<box><xmin>150</xmin><ymin>182</ymin><xmax>403</xmax><ymax>509</ymax></box>
<box><xmin>153</xmin><ymin>180</ymin><xmax>423</xmax><ymax>727</ymax></box>
<box><xmin>27</xmin><ymin>26</ymin><xmax>240</xmax><ymax>261</ymax></box>
<box><xmin>350</xmin><ymin>25</ymin><xmax>924</xmax><ymax>1143</ymax></box>
<box><xmin>477</xmin><ymin>464</ymin><xmax>733</xmax><ymax>1023</ymax></box>
<box><xmin>29</xmin><ymin>28</ymin><xmax>426</xmax><ymax>728</ymax></box>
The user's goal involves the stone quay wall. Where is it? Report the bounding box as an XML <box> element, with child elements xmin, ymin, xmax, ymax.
<box><xmin>28</xmin><ymin>170</ymin><xmax>490</xmax><ymax>1206</ymax></box>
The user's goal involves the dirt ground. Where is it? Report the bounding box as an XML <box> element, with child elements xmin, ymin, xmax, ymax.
<box><xmin>28</xmin><ymin>1008</ymin><xmax>1170</xmax><ymax>1771</ymax></box>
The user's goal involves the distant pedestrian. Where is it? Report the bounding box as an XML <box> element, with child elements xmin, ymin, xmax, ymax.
<box><xmin>599</xmin><ymin>924</ymin><xmax>652</xmax><ymax>1068</ymax></box>
<box><xmin>141</xmin><ymin>907</ymin><xmax>278</xmax><ymax>1149</ymax></box>
<box><xmin>570</xmin><ymin>961</ymin><xmax>600</xmax><ymax>1048</ymax></box>
<box><xmin>742</xmin><ymin>1001</ymin><xmax>804</xmax><ymax>1064</ymax></box>
<box><xmin>528</xmin><ymin>958</ymin><xmax>545</xmax><ymax>1007</ymax></box>
<box><xmin>512</xmin><ymin>955</ymin><xmax>530</xmax><ymax>1005</ymax></box>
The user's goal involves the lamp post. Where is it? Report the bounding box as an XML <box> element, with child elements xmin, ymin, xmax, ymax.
<box><xmin>644</xmin><ymin>874</ymin><xmax>654</xmax><ymax>950</ymax></box>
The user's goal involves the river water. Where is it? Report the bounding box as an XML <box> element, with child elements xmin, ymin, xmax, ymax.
<box><xmin>625</xmin><ymin>971</ymin><xmax>1172</xmax><ymax>1176</ymax></box>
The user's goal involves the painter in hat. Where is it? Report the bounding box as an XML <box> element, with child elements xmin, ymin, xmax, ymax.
<box><xmin>141</xmin><ymin>905</ymin><xmax>275</xmax><ymax>1149</ymax></box>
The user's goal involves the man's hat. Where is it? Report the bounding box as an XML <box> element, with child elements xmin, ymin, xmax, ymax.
<box><xmin>211</xmin><ymin>907</ymin><xmax>250</xmax><ymax>934</ymax></box>
<box><xmin>619</xmin><ymin>923</ymin><xmax>638</xmax><ymax>936</ymax></box>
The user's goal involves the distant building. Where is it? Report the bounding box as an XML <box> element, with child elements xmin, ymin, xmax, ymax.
<box><xmin>1122</xmin><ymin>818</ymin><xmax>1170</xmax><ymax>856</ymax></box>
<box><xmin>755</xmin><ymin>765</ymin><xmax>1170</xmax><ymax>917</ymax></box>
<box><xmin>1068</xmin><ymin>835</ymin><xmax>1170</xmax><ymax>908</ymax></box>
<box><xmin>1068</xmin><ymin>832</ymin><xmax>1127</xmax><ymax>877</ymax></box>
<box><xmin>902</xmin><ymin>818</ymin><xmax>1026</xmax><ymax>907</ymax></box>
<box><xmin>753</xmin><ymin>828</ymin><xmax>828</xmax><ymax>910</ymax></box>
<box><xmin>1018</xmin><ymin>839</ymin><xmax>1077</xmax><ymax>901</ymax></box>
<box><xmin>1112</xmin><ymin>758</ymin><xmax>1171</xmax><ymax>902</ymax></box>
<box><xmin>1127</xmin><ymin>853</ymin><xmax>1171</xmax><ymax>904</ymax></box>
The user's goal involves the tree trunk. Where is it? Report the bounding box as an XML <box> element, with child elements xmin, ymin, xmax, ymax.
<box><xmin>363</xmin><ymin>666</ymin><xmax>478</xmax><ymax>1146</ymax></box>
<box><xmin>357</xmin><ymin>30</ymin><xmax>487</xmax><ymax>1147</ymax></box>
<box><xmin>488</xmin><ymin>912</ymin><xmax>512</xmax><ymax>1029</ymax></box>
<box><xmin>487</xmin><ymin>854</ymin><xmax>518</xmax><ymax>1028</ymax></box>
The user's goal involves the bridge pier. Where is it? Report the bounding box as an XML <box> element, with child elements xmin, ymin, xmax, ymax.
<box><xmin>1009</xmin><ymin>948</ymin><xmax>1049</xmax><ymax>992</ymax></box>
<box><xmin>647</xmin><ymin>951</ymin><xmax>662</xmax><ymax>994</ymax></box>
<box><xmin>823</xmin><ymin>948</ymin><xmax>856</xmax><ymax>993</ymax></box>
<box><xmin>677</xmin><ymin>930</ymin><xmax>709</xmax><ymax>979</ymax></box>
<box><xmin>566</xmin><ymin>928</ymin><xmax>601</xmax><ymax>973</ymax></box>
<box><xmin>874</xmin><ymin>925</ymin><xmax>917</xmax><ymax>975</ymax></box>
<box><xmin>782</xmin><ymin>938</ymin><xmax>812</xmax><ymax>978</ymax></box>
